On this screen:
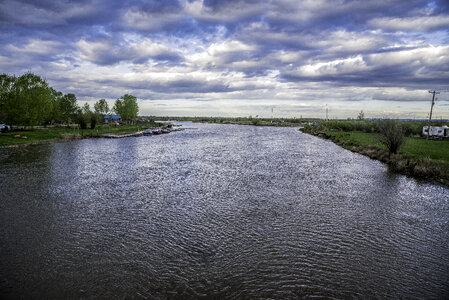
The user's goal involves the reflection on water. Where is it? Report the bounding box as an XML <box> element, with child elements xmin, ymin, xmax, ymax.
<box><xmin>1</xmin><ymin>122</ymin><xmax>449</xmax><ymax>299</ymax></box>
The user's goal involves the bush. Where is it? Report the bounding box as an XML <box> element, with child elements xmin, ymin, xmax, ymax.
<box><xmin>377</xmin><ymin>120</ymin><xmax>405</xmax><ymax>154</ymax></box>
<box><xmin>401</xmin><ymin>123</ymin><xmax>414</xmax><ymax>137</ymax></box>
<box><xmin>79</xmin><ymin>119</ymin><xmax>87</xmax><ymax>130</ymax></box>
<box><xmin>90</xmin><ymin>115</ymin><xmax>97</xmax><ymax>129</ymax></box>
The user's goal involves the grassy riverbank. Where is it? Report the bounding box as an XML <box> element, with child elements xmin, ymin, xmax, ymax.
<box><xmin>0</xmin><ymin>124</ymin><xmax>157</xmax><ymax>147</ymax></box>
<box><xmin>301</xmin><ymin>124</ymin><xmax>449</xmax><ymax>186</ymax></box>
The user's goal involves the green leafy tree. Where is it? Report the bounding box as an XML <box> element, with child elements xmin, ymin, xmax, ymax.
<box><xmin>94</xmin><ymin>98</ymin><xmax>109</xmax><ymax>125</ymax></box>
<box><xmin>114</xmin><ymin>94</ymin><xmax>138</xmax><ymax>124</ymax></box>
<box><xmin>11</xmin><ymin>72</ymin><xmax>53</xmax><ymax>126</ymax></box>
<box><xmin>0</xmin><ymin>73</ymin><xmax>16</xmax><ymax>123</ymax></box>
<box><xmin>94</xmin><ymin>99</ymin><xmax>109</xmax><ymax>115</ymax></box>
<box><xmin>59</xmin><ymin>93</ymin><xmax>79</xmax><ymax>124</ymax></box>
<box><xmin>49</xmin><ymin>88</ymin><xmax>63</xmax><ymax>123</ymax></box>
<box><xmin>0</xmin><ymin>72</ymin><xmax>81</xmax><ymax>127</ymax></box>
<box><xmin>113</xmin><ymin>99</ymin><xmax>124</xmax><ymax>119</ymax></box>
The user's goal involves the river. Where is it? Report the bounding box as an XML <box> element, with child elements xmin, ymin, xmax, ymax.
<box><xmin>1</xmin><ymin>122</ymin><xmax>448</xmax><ymax>299</ymax></box>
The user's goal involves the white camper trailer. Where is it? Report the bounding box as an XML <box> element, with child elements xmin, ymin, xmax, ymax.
<box><xmin>422</xmin><ymin>125</ymin><xmax>449</xmax><ymax>139</ymax></box>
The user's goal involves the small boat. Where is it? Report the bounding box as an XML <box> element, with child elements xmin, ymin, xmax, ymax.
<box><xmin>152</xmin><ymin>129</ymin><xmax>162</xmax><ymax>135</ymax></box>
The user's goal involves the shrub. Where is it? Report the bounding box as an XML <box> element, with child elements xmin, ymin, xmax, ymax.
<box><xmin>377</xmin><ymin>120</ymin><xmax>405</xmax><ymax>154</ymax></box>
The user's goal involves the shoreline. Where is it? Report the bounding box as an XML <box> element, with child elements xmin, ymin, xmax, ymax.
<box><xmin>0</xmin><ymin>134</ymin><xmax>93</xmax><ymax>148</ymax></box>
<box><xmin>0</xmin><ymin>123</ymin><xmax>184</xmax><ymax>148</ymax></box>
<box><xmin>301</xmin><ymin>129</ymin><xmax>449</xmax><ymax>187</ymax></box>
<box><xmin>0</xmin><ymin>125</ymin><xmax>158</xmax><ymax>148</ymax></box>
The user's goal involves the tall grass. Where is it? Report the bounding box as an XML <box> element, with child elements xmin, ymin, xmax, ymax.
<box><xmin>303</xmin><ymin>120</ymin><xmax>433</xmax><ymax>136</ymax></box>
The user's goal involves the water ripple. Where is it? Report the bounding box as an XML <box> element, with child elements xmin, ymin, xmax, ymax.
<box><xmin>1</xmin><ymin>123</ymin><xmax>449</xmax><ymax>299</ymax></box>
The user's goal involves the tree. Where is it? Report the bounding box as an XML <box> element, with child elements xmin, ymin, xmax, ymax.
<box><xmin>59</xmin><ymin>93</ymin><xmax>79</xmax><ymax>124</ymax></box>
<box><xmin>94</xmin><ymin>99</ymin><xmax>109</xmax><ymax>116</ymax></box>
<box><xmin>0</xmin><ymin>73</ymin><xmax>16</xmax><ymax>123</ymax></box>
<box><xmin>357</xmin><ymin>110</ymin><xmax>365</xmax><ymax>121</ymax></box>
<box><xmin>377</xmin><ymin>120</ymin><xmax>405</xmax><ymax>154</ymax></box>
<box><xmin>113</xmin><ymin>94</ymin><xmax>138</xmax><ymax>124</ymax></box>
<box><xmin>76</xmin><ymin>103</ymin><xmax>92</xmax><ymax>130</ymax></box>
<box><xmin>93</xmin><ymin>98</ymin><xmax>109</xmax><ymax>125</ymax></box>
<box><xmin>10</xmin><ymin>72</ymin><xmax>53</xmax><ymax>126</ymax></box>
<box><xmin>0</xmin><ymin>72</ymin><xmax>81</xmax><ymax>127</ymax></box>
<box><xmin>48</xmin><ymin>88</ymin><xmax>63</xmax><ymax>124</ymax></box>
<box><xmin>113</xmin><ymin>98</ymin><xmax>124</xmax><ymax>117</ymax></box>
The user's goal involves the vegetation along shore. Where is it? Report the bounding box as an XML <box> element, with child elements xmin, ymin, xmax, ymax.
<box><xmin>0</xmin><ymin>124</ymin><xmax>162</xmax><ymax>147</ymax></box>
<box><xmin>0</xmin><ymin>72</ymin><xmax>159</xmax><ymax>147</ymax></box>
<box><xmin>300</xmin><ymin>120</ymin><xmax>449</xmax><ymax>186</ymax></box>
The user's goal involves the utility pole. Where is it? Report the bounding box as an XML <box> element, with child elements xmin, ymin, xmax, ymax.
<box><xmin>325</xmin><ymin>104</ymin><xmax>328</xmax><ymax>121</ymax></box>
<box><xmin>427</xmin><ymin>90</ymin><xmax>440</xmax><ymax>142</ymax></box>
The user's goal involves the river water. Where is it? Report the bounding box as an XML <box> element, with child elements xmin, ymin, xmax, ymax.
<box><xmin>1</xmin><ymin>122</ymin><xmax>448</xmax><ymax>299</ymax></box>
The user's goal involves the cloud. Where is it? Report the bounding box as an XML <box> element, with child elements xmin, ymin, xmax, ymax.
<box><xmin>5</xmin><ymin>39</ymin><xmax>64</xmax><ymax>57</ymax></box>
<box><xmin>76</xmin><ymin>37</ymin><xmax>183</xmax><ymax>65</ymax></box>
<box><xmin>0</xmin><ymin>0</ymin><xmax>448</xmax><ymax>118</ymax></box>
<box><xmin>283</xmin><ymin>45</ymin><xmax>449</xmax><ymax>88</ymax></box>
<box><xmin>368</xmin><ymin>15</ymin><xmax>449</xmax><ymax>31</ymax></box>
<box><xmin>121</xmin><ymin>7</ymin><xmax>186</xmax><ymax>32</ymax></box>
<box><xmin>0</xmin><ymin>0</ymin><xmax>102</xmax><ymax>26</ymax></box>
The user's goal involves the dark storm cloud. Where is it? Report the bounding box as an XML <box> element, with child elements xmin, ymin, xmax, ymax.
<box><xmin>0</xmin><ymin>0</ymin><xmax>448</xmax><ymax>117</ymax></box>
<box><xmin>90</xmin><ymin>74</ymin><xmax>271</xmax><ymax>94</ymax></box>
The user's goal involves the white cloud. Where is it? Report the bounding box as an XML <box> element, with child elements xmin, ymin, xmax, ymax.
<box><xmin>368</xmin><ymin>15</ymin><xmax>449</xmax><ymax>32</ymax></box>
<box><xmin>121</xmin><ymin>9</ymin><xmax>183</xmax><ymax>31</ymax></box>
<box><xmin>187</xmin><ymin>39</ymin><xmax>257</xmax><ymax>68</ymax></box>
<box><xmin>184</xmin><ymin>0</ymin><xmax>266</xmax><ymax>23</ymax></box>
<box><xmin>6</xmin><ymin>39</ymin><xmax>63</xmax><ymax>56</ymax></box>
<box><xmin>75</xmin><ymin>37</ymin><xmax>182</xmax><ymax>65</ymax></box>
<box><xmin>314</xmin><ymin>30</ymin><xmax>387</xmax><ymax>54</ymax></box>
<box><xmin>367</xmin><ymin>45</ymin><xmax>449</xmax><ymax>68</ymax></box>
<box><xmin>293</xmin><ymin>55</ymin><xmax>369</xmax><ymax>77</ymax></box>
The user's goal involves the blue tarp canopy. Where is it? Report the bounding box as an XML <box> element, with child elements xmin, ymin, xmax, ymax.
<box><xmin>104</xmin><ymin>115</ymin><xmax>121</xmax><ymax>120</ymax></box>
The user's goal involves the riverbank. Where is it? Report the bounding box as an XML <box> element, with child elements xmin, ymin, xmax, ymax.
<box><xmin>0</xmin><ymin>124</ymin><xmax>159</xmax><ymax>147</ymax></box>
<box><xmin>301</xmin><ymin>128</ymin><xmax>449</xmax><ymax>186</ymax></box>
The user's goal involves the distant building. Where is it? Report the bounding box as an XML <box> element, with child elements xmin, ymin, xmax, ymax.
<box><xmin>104</xmin><ymin>115</ymin><xmax>121</xmax><ymax>124</ymax></box>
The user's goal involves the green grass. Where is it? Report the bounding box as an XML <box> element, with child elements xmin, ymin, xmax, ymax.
<box><xmin>0</xmin><ymin>124</ymin><xmax>156</xmax><ymax>147</ymax></box>
<box><xmin>326</xmin><ymin>131</ymin><xmax>383</xmax><ymax>148</ymax></box>
<box><xmin>401</xmin><ymin>137</ymin><xmax>449</xmax><ymax>163</ymax></box>
<box><xmin>324</xmin><ymin>131</ymin><xmax>449</xmax><ymax>163</ymax></box>
<box><xmin>0</xmin><ymin>127</ymin><xmax>67</xmax><ymax>146</ymax></box>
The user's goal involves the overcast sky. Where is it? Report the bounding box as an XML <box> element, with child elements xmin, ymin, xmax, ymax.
<box><xmin>1</xmin><ymin>0</ymin><xmax>449</xmax><ymax>118</ymax></box>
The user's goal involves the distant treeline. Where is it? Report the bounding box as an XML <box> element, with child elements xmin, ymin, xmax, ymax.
<box><xmin>0</xmin><ymin>72</ymin><xmax>139</xmax><ymax>128</ymax></box>
<box><xmin>153</xmin><ymin>116</ymin><xmax>308</xmax><ymax>126</ymax></box>
<box><xmin>302</xmin><ymin>119</ymin><xmax>439</xmax><ymax>136</ymax></box>
<box><xmin>153</xmin><ymin>116</ymin><xmax>445</xmax><ymax>135</ymax></box>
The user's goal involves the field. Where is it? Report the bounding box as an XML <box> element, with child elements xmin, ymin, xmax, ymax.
<box><xmin>325</xmin><ymin>131</ymin><xmax>449</xmax><ymax>163</ymax></box>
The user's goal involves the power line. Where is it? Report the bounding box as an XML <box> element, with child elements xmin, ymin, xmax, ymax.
<box><xmin>426</xmin><ymin>90</ymin><xmax>440</xmax><ymax>142</ymax></box>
